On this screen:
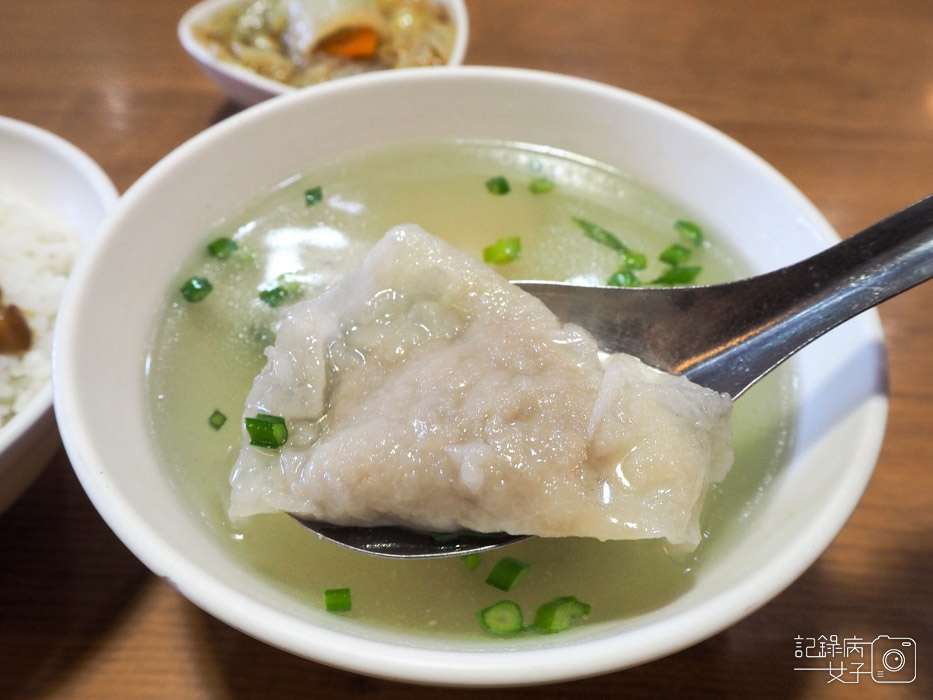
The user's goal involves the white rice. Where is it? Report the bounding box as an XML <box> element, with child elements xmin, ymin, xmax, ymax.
<box><xmin>0</xmin><ymin>185</ymin><xmax>79</xmax><ymax>427</ymax></box>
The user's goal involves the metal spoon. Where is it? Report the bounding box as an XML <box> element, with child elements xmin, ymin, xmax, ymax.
<box><xmin>296</xmin><ymin>194</ymin><xmax>933</xmax><ymax>558</ymax></box>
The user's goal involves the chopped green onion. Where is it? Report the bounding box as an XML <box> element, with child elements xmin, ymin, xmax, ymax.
<box><xmin>208</xmin><ymin>410</ymin><xmax>227</xmax><ymax>430</ymax></box>
<box><xmin>180</xmin><ymin>276</ymin><xmax>212</xmax><ymax>303</ymax></box>
<box><xmin>276</xmin><ymin>273</ymin><xmax>302</xmax><ymax>293</ymax></box>
<box><xmin>607</xmin><ymin>269</ymin><xmax>640</xmax><ymax>287</ymax></box>
<box><xmin>304</xmin><ymin>186</ymin><xmax>323</xmax><ymax>205</ymax></box>
<box><xmin>529</xmin><ymin>177</ymin><xmax>556</xmax><ymax>194</ymax></box>
<box><xmin>485</xmin><ymin>556</ymin><xmax>530</xmax><ymax>591</ymax></box>
<box><xmin>674</xmin><ymin>219</ymin><xmax>704</xmax><ymax>246</ymax></box>
<box><xmin>259</xmin><ymin>274</ymin><xmax>303</xmax><ymax>307</ymax></box>
<box><xmin>659</xmin><ymin>243</ymin><xmax>692</xmax><ymax>266</ymax></box>
<box><xmin>259</xmin><ymin>286</ymin><xmax>289</xmax><ymax>307</ymax></box>
<box><xmin>485</xmin><ymin>176</ymin><xmax>510</xmax><ymax>195</ymax></box>
<box><xmin>572</xmin><ymin>217</ymin><xmax>628</xmax><ymax>253</ymax></box>
<box><xmin>478</xmin><ymin>600</ymin><xmax>524</xmax><ymax>636</ymax></box>
<box><xmin>483</xmin><ymin>236</ymin><xmax>522</xmax><ymax>264</ymax></box>
<box><xmin>245</xmin><ymin>413</ymin><xmax>288</xmax><ymax>448</ymax></box>
<box><xmin>532</xmin><ymin>596</ymin><xmax>591</xmax><ymax>634</ymax></box>
<box><xmin>324</xmin><ymin>587</ymin><xmax>351</xmax><ymax>613</ymax></box>
<box><xmin>622</xmin><ymin>251</ymin><xmax>647</xmax><ymax>270</ymax></box>
<box><xmin>461</xmin><ymin>553</ymin><xmax>481</xmax><ymax>571</ymax></box>
<box><xmin>207</xmin><ymin>237</ymin><xmax>238</xmax><ymax>259</ymax></box>
<box><xmin>653</xmin><ymin>266</ymin><xmax>702</xmax><ymax>285</ymax></box>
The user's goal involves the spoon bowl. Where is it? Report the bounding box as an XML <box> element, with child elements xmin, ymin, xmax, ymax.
<box><xmin>296</xmin><ymin>194</ymin><xmax>933</xmax><ymax>557</ymax></box>
<box><xmin>294</xmin><ymin>519</ymin><xmax>530</xmax><ymax>557</ymax></box>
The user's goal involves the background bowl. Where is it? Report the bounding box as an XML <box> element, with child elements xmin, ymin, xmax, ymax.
<box><xmin>0</xmin><ymin>116</ymin><xmax>118</xmax><ymax>514</ymax></box>
<box><xmin>53</xmin><ymin>67</ymin><xmax>886</xmax><ymax>685</ymax></box>
<box><xmin>178</xmin><ymin>0</ymin><xmax>469</xmax><ymax>106</ymax></box>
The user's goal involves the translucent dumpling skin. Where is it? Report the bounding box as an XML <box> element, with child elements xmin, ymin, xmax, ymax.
<box><xmin>229</xmin><ymin>224</ymin><xmax>733</xmax><ymax>547</ymax></box>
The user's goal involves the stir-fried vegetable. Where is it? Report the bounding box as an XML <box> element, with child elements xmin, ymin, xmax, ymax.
<box><xmin>193</xmin><ymin>0</ymin><xmax>457</xmax><ymax>89</ymax></box>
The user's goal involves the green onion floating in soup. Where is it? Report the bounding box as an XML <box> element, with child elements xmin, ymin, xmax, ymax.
<box><xmin>532</xmin><ymin>596</ymin><xmax>591</xmax><ymax>634</ymax></box>
<box><xmin>483</xmin><ymin>236</ymin><xmax>521</xmax><ymax>264</ymax></box>
<box><xmin>485</xmin><ymin>557</ymin><xmax>531</xmax><ymax>592</ymax></box>
<box><xmin>478</xmin><ymin>600</ymin><xmax>524</xmax><ymax>636</ymax></box>
<box><xmin>179</xmin><ymin>276</ymin><xmax>212</xmax><ymax>303</ymax></box>
<box><xmin>324</xmin><ymin>587</ymin><xmax>352</xmax><ymax>613</ymax></box>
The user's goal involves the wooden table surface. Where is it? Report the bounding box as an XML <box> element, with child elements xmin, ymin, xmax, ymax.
<box><xmin>1</xmin><ymin>1</ymin><xmax>931</xmax><ymax>697</ymax></box>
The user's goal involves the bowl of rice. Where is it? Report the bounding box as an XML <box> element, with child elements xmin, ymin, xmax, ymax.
<box><xmin>0</xmin><ymin>116</ymin><xmax>118</xmax><ymax>514</ymax></box>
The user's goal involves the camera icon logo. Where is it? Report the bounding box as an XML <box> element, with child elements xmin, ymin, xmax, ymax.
<box><xmin>871</xmin><ymin>636</ymin><xmax>916</xmax><ymax>683</ymax></box>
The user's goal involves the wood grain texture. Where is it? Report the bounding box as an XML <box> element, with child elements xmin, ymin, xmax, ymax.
<box><xmin>1</xmin><ymin>1</ymin><xmax>930</xmax><ymax>697</ymax></box>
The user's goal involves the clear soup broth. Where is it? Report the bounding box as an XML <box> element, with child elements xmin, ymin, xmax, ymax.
<box><xmin>146</xmin><ymin>140</ymin><xmax>793</xmax><ymax>637</ymax></box>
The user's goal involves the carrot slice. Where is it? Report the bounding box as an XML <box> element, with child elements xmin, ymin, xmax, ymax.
<box><xmin>317</xmin><ymin>27</ymin><xmax>379</xmax><ymax>58</ymax></box>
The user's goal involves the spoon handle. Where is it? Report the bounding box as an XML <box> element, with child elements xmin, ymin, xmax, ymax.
<box><xmin>686</xmin><ymin>194</ymin><xmax>933</xmax><ymax>396</ymax></box>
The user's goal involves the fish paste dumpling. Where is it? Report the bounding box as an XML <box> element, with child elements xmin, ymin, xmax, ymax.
<box><xmin>229</xmin><ymin>224</ymin><xmax>733</xmax><ymax>547</ymax></box>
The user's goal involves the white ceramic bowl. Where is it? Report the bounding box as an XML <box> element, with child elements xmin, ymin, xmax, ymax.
<box><xmin>53</xmin><ymin>68</ymin><xmax>887</xmax><ymax>685</ymax></box>
<box><xmin>0</xmin><ymin>116</ymin><xmax>118</xmax><ymax>514</ymax></box>
<box><xmin>178</xmin><ymin>0</ymin><xmax>469</xmax><ymax>106</ymax></box>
